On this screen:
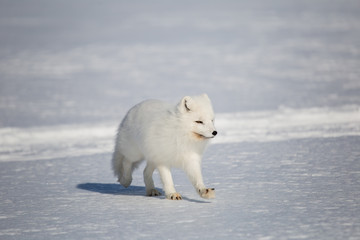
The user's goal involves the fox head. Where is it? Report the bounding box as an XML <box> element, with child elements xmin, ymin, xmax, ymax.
<box><xmin>177</xmin><ymin>94</ymin><xmax>217</xmax><ymax>140</ymax></box>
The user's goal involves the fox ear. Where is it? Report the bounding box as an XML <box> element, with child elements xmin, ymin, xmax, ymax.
<box><xmin>179</xmin><ymin>96</ymin><xmax>193</xmax><ymax>112</ymax></box>
<box><xmin>202</xmin><ymin>93</ymin><xmax>209</xmax><ymax>99</ymax></box>
<box><xmin>201</xmin><ymin>93</ymin><xmax>211</xmax><ymax>102</ymax></box>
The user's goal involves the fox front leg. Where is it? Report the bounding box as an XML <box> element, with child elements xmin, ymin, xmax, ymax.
<box><xmin>198</xmin><ymin>188</ymin><xmax>215</xmax><ymax>199</ymax></box>
<box><xmin>184</xmin><ymin>157</ymin><xmax>215</xmax><ymax>199</ymax></box>
<box><xmin>157</xmin><ymin>165</ymin><xmax>182</xmax><ymax>200</ymax></box>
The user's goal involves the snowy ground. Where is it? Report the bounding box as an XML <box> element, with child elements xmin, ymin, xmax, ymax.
<box><xmin>1</xmin><ymin>137</ymin><xmax>359</xmax><ymax>239</ymax></box>
<box><xmin>1</xmin><ymin>0</ymin><xmax>360</xmax><ymax>239</ymax></box>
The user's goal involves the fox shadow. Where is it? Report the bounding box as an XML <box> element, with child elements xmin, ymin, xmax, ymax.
<box><xmin>76</xmin><ymin>183</ymin><xmax>161</xmax><ymax>197</ymax></box>
<box><xmin>76</xmin><ymin>183</ymin><xmax>210</xmax><ymax>203</ymax></box>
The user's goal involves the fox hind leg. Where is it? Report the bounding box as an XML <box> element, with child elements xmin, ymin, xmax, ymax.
<box><xmin>143</xmin><ymin>162</ymin><xmax>161</xmax><ymax>196</ymax></box>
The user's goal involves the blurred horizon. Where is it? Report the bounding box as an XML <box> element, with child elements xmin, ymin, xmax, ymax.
<box><xmin>1</xmin><ymin>0</ymin><xmax>359</xmax><ymax>127</ymax></box>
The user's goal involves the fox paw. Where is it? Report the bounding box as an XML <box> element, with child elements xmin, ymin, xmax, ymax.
<box><xmin>167</xmin><ymin>193</ymin><xmax>182</xmax><ymax>200</ymax></box>
<box><xmin>146</xmin><ymin>189</ymin><xmax>161</xmax><ymax>197</ymax></box>
<box><xmin>198</xmin><ymin>188</ymin><xmax>215</xmax><ymax>199</ymax></box>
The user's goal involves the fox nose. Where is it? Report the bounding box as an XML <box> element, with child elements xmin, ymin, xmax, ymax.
<box><xmin>212</xmin><ymin>131</ymin><xmax>217</xmax><ymax>136</ymax></box>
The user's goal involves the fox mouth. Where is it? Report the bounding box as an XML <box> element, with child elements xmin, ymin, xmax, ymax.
<box><xmin>193</xmin><ymin>132</ymin><xmax>214</xmax><ymax>139</ymax></box>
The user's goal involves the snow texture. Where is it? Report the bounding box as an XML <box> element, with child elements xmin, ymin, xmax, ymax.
<box><xmin>1</xmin><ymin>0</ymin><xmax>360</xmax><ymax>239</ymax></box>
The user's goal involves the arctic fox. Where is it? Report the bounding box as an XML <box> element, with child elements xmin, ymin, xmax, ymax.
<box><xmin>112</xmin><ymin>94</ymin><xmax>217</xmax><ymax>200</ymax></box>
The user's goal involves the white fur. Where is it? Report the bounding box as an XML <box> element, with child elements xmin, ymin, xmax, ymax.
<box><xmin>112</xmin><ymin>94</ymin><xmax>217</xmax><ymax>200</ymax></box>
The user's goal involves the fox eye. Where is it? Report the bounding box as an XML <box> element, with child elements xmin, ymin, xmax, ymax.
<box><xmin>195</xmin><ymin>121</ymin><xmax>203</xmax><ymax>124</ymax></box>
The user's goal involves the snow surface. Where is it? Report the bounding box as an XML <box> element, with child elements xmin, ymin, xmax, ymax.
<box><xmin>1</xmin><ymin>105</ymin><xmax>360</xmax><ymax>162</ymax></box>
<box><xmin>1</xmin><ymin>0</ymin><xmax>360</xmax><ymax>239</ymax></box>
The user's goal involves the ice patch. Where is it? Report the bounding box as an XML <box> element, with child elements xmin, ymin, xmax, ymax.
<box><xmin>0</xmin><ymin>106</ymin><xmax>359</xmax><ymax>162</ymax></box>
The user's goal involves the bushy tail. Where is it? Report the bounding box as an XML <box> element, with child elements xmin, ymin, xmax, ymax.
<box><xmin>112</xmin><ymin>148</ymin><xmax>124</xmax><ymax>181</ymax></box>
<box><xmin>112</xmin><ymin>147</ymin><xmax>142</xmax><ymax>188</ymax></box>
<box><xmin>112</xmin><ymin>149</ymin><xmax>132</xmax><ymax>187</ymax></box>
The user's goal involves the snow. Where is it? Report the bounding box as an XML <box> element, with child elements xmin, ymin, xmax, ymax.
<box><xmin>1</xmin><ymin>138</ymin><xmax>359</xmax><ymax>239</ymax></box>
<box><xmin>1</xmin><ymin>106</ymin><xmax>360</xmax><ymax>162</ymax></box>
<box><xmin>1</xmin><ymin>0</ymin><xmax>360</xmax><ymax>239</ymax></box>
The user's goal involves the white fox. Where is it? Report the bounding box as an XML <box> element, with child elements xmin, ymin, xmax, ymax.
<box><xmin>112</xmin><ymin>94</ymin><xmax>217</xmax><ymax>200</ymax></box>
